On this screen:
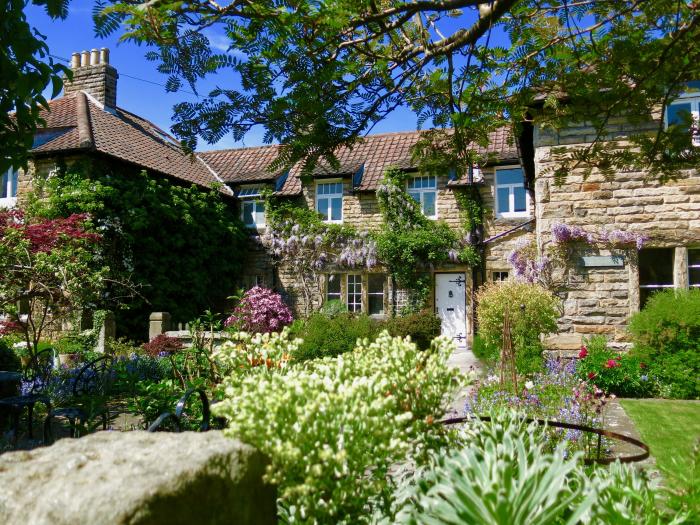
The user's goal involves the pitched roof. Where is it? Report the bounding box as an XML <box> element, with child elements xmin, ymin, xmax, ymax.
<box><xmin>30</xmin><ymin>93</ymin><xmax>228</xmax><ymax>192</ymax></box>
<box><xmin>200</xmin><ymin>127</ymin><xmax>519</xmax><ymax>196</ymax></box>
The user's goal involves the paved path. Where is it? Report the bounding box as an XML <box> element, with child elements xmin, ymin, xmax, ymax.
<box><xmin>604</xmin><ymin>398</ymin><xmax>661</xmax><ymax>484</ymax></box>
<box><xmin>446</xmin><ymin>346</ymin><xmax>483</xmax><ymax>418</ymax></box>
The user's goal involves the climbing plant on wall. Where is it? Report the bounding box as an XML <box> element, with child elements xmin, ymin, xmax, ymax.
<box><xmin>25</xmin><ymin>158</ymin><xmax>247</xmax><ymax>339</ymax></box>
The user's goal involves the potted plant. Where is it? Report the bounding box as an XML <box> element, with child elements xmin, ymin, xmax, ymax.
<box><xmin>56</xmin><ymin>335</ymin><xmax>85</xmax><ymax>366</ymax></box>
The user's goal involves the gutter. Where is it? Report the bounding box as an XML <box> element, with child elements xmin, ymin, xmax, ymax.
<box><xmin>482</xmin><ymin>219</ymin><xmax>535</xmax><ymax>245</ymax></box>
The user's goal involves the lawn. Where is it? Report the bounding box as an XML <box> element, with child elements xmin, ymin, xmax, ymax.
<box><xmin>621</xmin><ymin>399</ymin><xmax>700</xmax><ymax>484</ymax></box>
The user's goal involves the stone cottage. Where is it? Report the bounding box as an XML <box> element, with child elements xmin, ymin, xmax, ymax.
<box><xmin>6</xmin><ymin>49</ymin><xmax>699</xmax><ymax>349</ymax></box>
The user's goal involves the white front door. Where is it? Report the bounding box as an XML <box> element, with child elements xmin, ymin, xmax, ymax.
<box><xmin>435</xmin><ymin>273</ymin><xmax>468</xmax><ymax>348</ymax></box>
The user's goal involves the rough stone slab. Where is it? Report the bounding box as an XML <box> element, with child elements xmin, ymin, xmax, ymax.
<box><xmin>0</xmin><ymin>431</ymin><xmax>276</xmax><ymax>525</ymax></box>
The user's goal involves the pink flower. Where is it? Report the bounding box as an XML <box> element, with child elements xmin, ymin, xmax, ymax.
<box><xmin>604</xmin><ymin>359</ymin><xmax>619</xmax><ymax>369</ymax></box>
<box><xmin>578</xmin><ymin>346</ymin><xmax>588</xmax><ymax>359</ymax></box>
<box><xmin>225</xmin><ymin>286</ymin><xmax>293</xmax><ymax>333</ymax></box>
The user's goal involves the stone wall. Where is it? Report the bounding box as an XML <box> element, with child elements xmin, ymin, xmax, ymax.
<box><xmin>534</xmin><ymin>117</ymin><xmax>700</xmax><ymax>349</ymax></box>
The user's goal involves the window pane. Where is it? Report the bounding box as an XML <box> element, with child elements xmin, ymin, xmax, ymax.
<box><xmin>9</xmin><ymin>170</ymin><xmax>17</xmax><ymax>197</ymax></box>
<box><xmin>347</xmin><ymin>275</ymin><xmax>362</xmax><ymax>312</ymax></box>
<box><xmin>408</xmin><ymin>191</ymin><xmax>420</xmax><ymax>204</ymax></box>
<box><xmin>331</xmin><ymin>197</ymin><xmax>342</xmax><ymax>221</ymax></box>
<box><xmin>242</xmin><ymin>202</ymin><xmax>254</xmax><ymax>224</ymax></box>
<box><xmin>423</xmin><ymin>191</ymin><xmax>436</xmax><ymax>216</ymax></box>
<box><xmin>255</xmin><ymin>201</ymin><xmax>265</xmax><ymax>225</ymax></box>
<box><xmin>1</xmin><ymin>172</ymin><xmax>8</xmax><ymax>199</ymax></box>
<box><xmin>497</xmin><ymin>187</ymin><xmax>510</xmax><ymax>213</ymax></box>
<box><xmin>639</xmin><ymin>248</ymin><xmax>674</xmax><ymax>286</ymax></box>
<box><xmin>407</xmin><ymin>178</ymin><xmax>419</xmax><ymax>190</ymax></box>
<box><xmin>369</xmin><ymin>295</ymin><xmax>384</xmax><ymax>315</ymax></box>
<box><xmin>327</xmin><ymin>273</ymin><xmax>341</xmax><ymax>301</ymax></box>
<box><xmin>688</xmin><ymin>249</ymin><xmax>700</xmax><ymax>267</ymax></box>
<box><xmin>667</xmin><ymin>103</ymin><xmax>692</xmax><ymax>128</ymax></box>
<box><xmin>496</xmin><ymin>168</ymin><xmax>524</xmax><ymax>185</ymax></box>
<box><xmin>317</xmin><ymin>197</ymin><xmax>328</xmax><ymax>219</ymax></box>
<box><xmin>513</xmin><ymin>187</ymin><xmax>527</xmax><ymax>212</ymax></box>
<box><xmin>689</xmin><ymin>268</ymin><xmax>700</xmax><ymax>286</ymax></box>
<box><xmin>368</xmin><ymin>274</ymin><xmax>384</xmax><ymax>294</ymax></box>
<box><xmin>425</xmin><ymin>176</ymin><xmax>436</xmax><ymax>188</ymax></box>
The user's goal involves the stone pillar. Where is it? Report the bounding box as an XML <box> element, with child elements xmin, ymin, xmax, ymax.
<box><xmin>95</xmin><ymin>311</ymin><xmax>116</xmax><ymax>353</ymax></box>
<box><xmin>674</xmin><ymin>247</ymin><xmax>688</xmax><ymax>290</ymax></box>
<box><xmin>149</xmin><ymin>312</ymin><xmax>171</xmax><ymax>340</ymax></box>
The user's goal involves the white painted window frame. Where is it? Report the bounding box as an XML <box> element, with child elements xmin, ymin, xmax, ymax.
<box><xmin>326</xmin><ymin>273</ymin><xmax>342</xmax><ymax>302</ymax></box>
<box><xmin>346</xmin><ymin>274</ymin><xmax>362</xmax><ymax>313</ymax></box>
<box><xmin>315</xmin><ymin>179</ymin><xmax>344</xmax><ymax>223</ymax></box>
<box><xmin>239</xmin><ymin>185</ymin><xmax>266</xmax><ymax>229</ymax></box>
<box><xmin>367</xmin><ymin>274</ymin><xmax>386</xmax><ymax>316</ymax></box>
<box><xmin>0</xmin><ymin>168</ymin><xmax>18</xmax><ymax>208</ymax></box>
<box><xmin>665</xmin><ymin>91</ymin><xmax>700</xmax><ymax>147</ymax></box>
<box><xmin>494</xmin><ymin>165</ymin><xmax>530</xmax><ymax>219</ymax></box>
<box><xmin>406</xmin><ymin>175</ymin><xmax>438</xmax><ymax>219</ymax></box>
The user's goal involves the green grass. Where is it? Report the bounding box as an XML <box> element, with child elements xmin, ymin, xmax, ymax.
<box><xmin>621</xmin><ymin>399</ymin><xmax>700</xmax><ymax>484</ymax></box>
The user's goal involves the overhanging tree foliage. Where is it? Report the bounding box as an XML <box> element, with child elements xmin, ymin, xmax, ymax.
<box><xmin>95</xmin><ymin>1</ymin><xmax>700</xmax><ymax>179</ymax></box>
<box><xmin>1</xmin><ymin>0</ymin><xmax>70</xmax><ymax>173</ymax></box>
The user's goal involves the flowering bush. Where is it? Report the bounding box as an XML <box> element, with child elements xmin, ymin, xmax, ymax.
<box><xmin>466</xmin><ymin>358</ymin><xmax>611</xmax><ymax>456</ymax></box>
<box><xmin>214</xmin><ymin>328</ymin><xmax>298</xmax><ymax>373</ymax></box>
<box><xmin>575</xmin><ymin>336</ymin><xmax>657</xmax><ymax>398</ymax></box>
<box><xmin>476</xmin><ymin>281</ymin><xmax>560</xmax><ymax>373</ymax></box>
<box><xmin>551</xmin><ymin>222</ymin><xmax>648</xmax><ymax>250</ymax></box>
<box><xmin>213</xmin><ymin>331</ymin><xmax>463</xmax><ymax>523</ymax></box>
<box><xmin>224</xmin><ymin>286</ymin><xmax>293</xmax><ymax>333</ymax></box>
<box><xmin>141</xmin><ymin>334</ymin><xmax>184</xmax><ymax>357</ymax></box>
<box><xmin>507</xmin><ymin>238</ymin><xmax>552</xmax><ymax>285</ymax></box>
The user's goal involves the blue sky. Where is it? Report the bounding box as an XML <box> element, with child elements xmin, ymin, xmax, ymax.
<box><xmin>27</xmin><ymin>0</ymin><xmax>423</xmax><ymax>151</ymax></box>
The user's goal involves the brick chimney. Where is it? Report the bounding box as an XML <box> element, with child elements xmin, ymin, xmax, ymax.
<box><xmin>63</xmin><ymin>48</ymin><xmax>118</xmax><ymax>108</ymax></box>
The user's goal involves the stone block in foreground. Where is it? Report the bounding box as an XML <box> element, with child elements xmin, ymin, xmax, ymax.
<box><xmin>0</xmin><ymin>431</ymin><xmax>276</xmax><ymax>525</ymax></box>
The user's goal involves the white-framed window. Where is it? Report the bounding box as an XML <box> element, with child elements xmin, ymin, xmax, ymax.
<box><xmin>239</xmin><ymin>185</ymin><xmax>265</xmax><ymax>228</ymax></box>
<box><xmin>407</xmin><ymin>175</ymin><xmax>437</xmax><ymax>218</ymax></box>
<box><xmin>367</xmin><ymin>274</ymin><xmax>386</xmax><ymax>315</ymax></box>
<box><xmin>495</xmin><ymin>166</ymin><xmax>529</xmax><ymax>218</ymax></box>
<box><xmin>346</xmin><ymin>274</ymin><xmax>362</xmax><ymax>312</ymax></box>
<box><xmin>492</xmin><ymin>270</ymin><xmax>509</xmax><ymax>282</ymax></box>
<box><xmin>689</xmin><ymin>248</ymin><xmax>700</xmax><ymax>288</ymax></box>
<box><xmin>316</xmin><ymin>180</ymin><xmax>343</xmax><ymax>223</ymax></box>
<box><xmin>665</xmin><ymin>83</ymin><xmax>700</xmax><ymax>147</ymax></box>
<box><xmin>0</xmin><ymin>168</ymin><xmax>18</xmax><ymax>208</ymax></box>
<box><xmin>326</xmin><ymin>274</ymin><xmax>342</xmax><ymax>302</ymax></box>
<box><xmin>639</xmin><ymin>248</ymin><xmax>675</xmax><ymax>307</ymax></box>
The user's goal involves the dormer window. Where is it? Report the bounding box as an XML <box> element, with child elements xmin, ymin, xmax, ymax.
<box><xmin>495</xmin><ymin>166</ymin><xmax>529</xmax><ymax>218</ymax></box>
<box><xmin>316</xmin><ymin>180</ymin><xmax>343</xmax><ymax>223</ymax></box>
<box><xmin>0</xmin><ymin>169</ymin><xmax>18</xmax><ymax>208</ymax></box>
<box><xmin>665</xmin><ymin>83</ymin><xmax>700</xmax><ymax>147</ymax></box>
<box><xmin>407</xmin><ymin>175</ymin><xmax>437</xmax><ymax>218</ymax></box>
<box><xmin>238</xmin><ymin>185</ymin><xmax>266</xmax><ymax>228</ymax></box>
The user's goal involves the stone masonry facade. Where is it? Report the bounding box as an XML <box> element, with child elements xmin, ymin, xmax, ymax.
<box><xmin>534</xmin><ymin>115</ymin><xmax>700</xmax><ymax>350</ymax></box>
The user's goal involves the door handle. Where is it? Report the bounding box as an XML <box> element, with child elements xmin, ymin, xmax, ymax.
<box><xmin>446</xmin><ymin>308</ymin><xmax>454</xmax><ymax>312</ymax></box>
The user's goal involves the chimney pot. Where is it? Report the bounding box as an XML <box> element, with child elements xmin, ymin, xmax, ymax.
<box><xmin>64</xmin><ymin>48</ymin><xmax>118</xmax><ymax>108</ymax></box>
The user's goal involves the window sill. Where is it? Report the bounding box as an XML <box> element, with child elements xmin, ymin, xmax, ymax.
<box><xmin>0</xmin><ymin>198</ymin><xmax>17</xmax><ymax>209</ymax></box>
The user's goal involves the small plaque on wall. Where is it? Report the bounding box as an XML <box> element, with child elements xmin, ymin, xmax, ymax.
<box><xmin>579</xmin><ymin>255</ymin><xmax>625</xmax><ymax>268</ymax></box>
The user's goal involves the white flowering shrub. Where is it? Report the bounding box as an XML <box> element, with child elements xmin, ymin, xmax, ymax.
<box><xmin>213</xmin><ymin>331</ymin><xmax>463</xmax><ymax>524</ymax></box>
<box><xmin>213</xmin><ymin>328</ymin><xmax>301</xmax><ymax>373</ymax></box>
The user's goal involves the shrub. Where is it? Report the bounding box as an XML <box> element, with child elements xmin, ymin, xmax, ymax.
<box><xmin>476</xmin><ymin>281</ymin><xmax>560</xmax><ymax>373</ymax></box>
<box><xmin>575</xmin><ymin>336</ymin><xmax>657</xmax><ymax>398</ymax></box>
<box><xmin>0</xmin><ymin>338</ymin><xmax>21</xmax><ymax>371</ymax></box>
<box><xmin>213</xmin><ymin>332</ymin><xmax>462</xmax><ymax>524</ymax></box>
<box><xmin>628</xmin><ymin>289</ymin><xmax>700</xmax><ymax>399</ymax></box>
<box><xmin>224</xmin><ymin>286</ymin><xmax>293</xmax><ymax>333</ymax></box>
<box><xmin>290</xmin><ymin>312</ymin><xmax>378</xmax><ymax>361</ymax></box>
<box><xmin>141</xmin><ymin>334</ymin><xmax>184</xmax><ymax>357</ymax></box>
<box><xmin>383</xmin><ymin>310</ymin><xmax>441</xmax><ymax>350</ymax></box>
<box><xmin>385</xmin><ymin>413</ymin><xmax>673</xmax><ymax>524</ymax></box>
<box><xmin>319</xmin><ymin>299</ymin><xmax>348</xmax><ymax>317</ymax></box>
